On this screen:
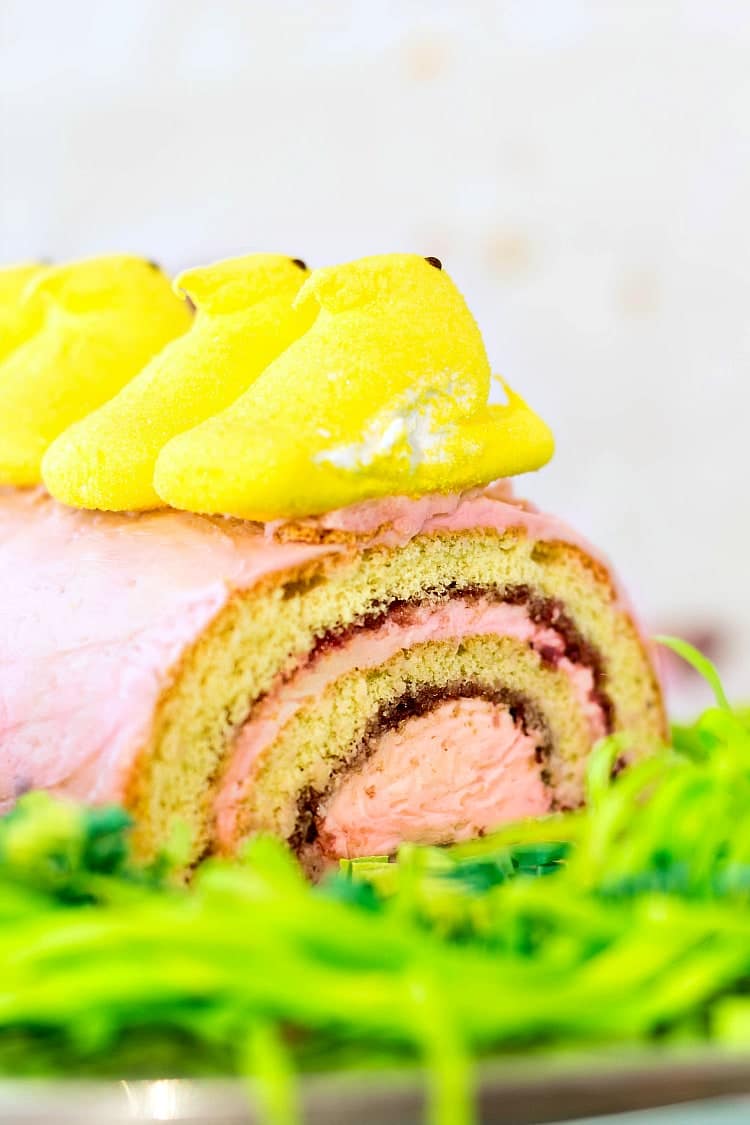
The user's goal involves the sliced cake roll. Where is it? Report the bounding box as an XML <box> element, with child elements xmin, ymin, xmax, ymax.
<box><xmin>0</xmin><ymin>251</ymin><xmax>665</xmax><ymax>872</ymax></box>
<box><xmin>0</xmin><ymin>483</ymin><xmax>665</xmax><ymax>871</ymax></box>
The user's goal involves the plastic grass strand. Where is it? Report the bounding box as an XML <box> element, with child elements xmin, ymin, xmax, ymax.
<box><xmin>655</xmin><ymin>635</ymin><xmax>731</xmax><ymax>711</ymax></box>
<box><xmin>409</xmin><ymin>974</ymin><xmax>474</xmax><ymax>1125</ymax></box>
<box><xmin>242</xmin><ymin>1022</ymin><xmax>300</xmax><ymax>1125</ymax></box>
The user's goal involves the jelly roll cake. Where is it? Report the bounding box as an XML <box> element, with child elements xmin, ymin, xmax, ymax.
<box><xmin>0</xmin><ymin>253</ymin><xmax>665</xmax><ymax>870</ymax></box>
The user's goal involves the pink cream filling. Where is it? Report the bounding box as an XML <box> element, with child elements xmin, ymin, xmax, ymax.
<box><xmin>214</xmin><ymin>597</ymin><xmax>606</xmax><ymax>850</ymax></box>
<box><xmin>317</xmin><ymin>698</ymin><xmax>550</xmax><ymax>858</ymax></box>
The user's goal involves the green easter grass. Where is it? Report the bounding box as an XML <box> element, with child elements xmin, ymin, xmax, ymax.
<box><xmin>1</xmin><ymin>638</ymin><xmax>750</xmax><ymax>1125</ymax></box>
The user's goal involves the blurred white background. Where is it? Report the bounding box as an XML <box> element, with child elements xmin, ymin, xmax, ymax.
<box><xmin>2</xmin><ymin>0</ymin><xmax>749</xmax><ymax>706</ymax></box>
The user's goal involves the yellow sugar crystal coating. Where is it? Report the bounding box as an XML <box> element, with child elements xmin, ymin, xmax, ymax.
<box><xmin>42</xmin><ymin>255</ymin><xmax>312</xmax><ymax>510</ymax></box>
<box><xmin>155</xmin><ymin>253</ymin><xmax>554</xmax><ymax>519</ymax></box>
<box><xmin>0</xmin><ymin>263</ymin><xmax>49</xmax><ymax>363</ymax></box>
<box><xmin>0</xmin><ymin>256</ymin><xmax>192</xmax><ymax>486</ymax></box>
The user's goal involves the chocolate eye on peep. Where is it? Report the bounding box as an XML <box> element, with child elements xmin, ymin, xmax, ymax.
<box><xmin>424</xmin><ymin>256</ymin><xmax>442</xmax><ymax>270</ymax></box>
<box><xmin>291</xmin><ymin>258</ymin><xmax>308</xmax><ymax>270</ymax></box>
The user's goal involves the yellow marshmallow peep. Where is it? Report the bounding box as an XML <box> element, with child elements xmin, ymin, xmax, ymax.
<box><xmin>0</xmin><ymin>256</ymin><xmax>191</xmax><ymax>486</ymax></box>
<box><xmin>155</xmin><ymin>253</ymin><xmax>554</xmax><ymax>520</ymax></box>
<box><xmin>0</xmin><ymin>263</ymin><xmax>49</xmax><ymax>363</ymax></box>
<box><xmin>43</xmin><ymin>255</ymin><xmax>312</xmax><ymax>510</ymax></box>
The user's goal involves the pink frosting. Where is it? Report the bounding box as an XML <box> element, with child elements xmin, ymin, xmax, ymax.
<box><xmin>0</xmin><ymin>481</ymin><xmax>622</xmax><ymax>824</ymax></box>
<box><xmin>214</xmin><ymin>597</ymin><xmax>606</xmax><ymax>849</ymax></box>
<box><xmin>317</xmin><ymin>698</ymin><xmax>550</xmax><ymax>858</ymax></box>
<box><xmin>272</xmin><ymin>482</ymin><xmax>637</xmax><ymax>625</ymax></box>
<box><xmin>269</xmin><ymin>480</ymin><xmax>603</xmax><ymax>556</ymax></box>
<box><xmin>0</xmin><ymin>488</ymin><xmax>334</xmax><ymax>810</ymax></box>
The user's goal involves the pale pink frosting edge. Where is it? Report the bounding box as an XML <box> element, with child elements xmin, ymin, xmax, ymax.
<box><xmin>269</xmin><ymin>480</ymin><xmax>640</xmax><ymax>624</ymax></box>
